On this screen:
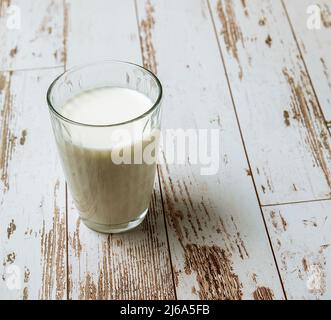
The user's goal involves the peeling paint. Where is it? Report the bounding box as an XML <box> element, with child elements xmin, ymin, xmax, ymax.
<box><xmin>265</xmin><ymin>35</ymin><xmax>272</xmax><ymax>47</ymax></box>
<box><xmin>19</xmin><ymin>129</ymin><xmax>27</xmax><ymax>145</ymax></box>
<box><xmin>72</xmin><ymin>218</ymin><xmax>82</xmax><ymax>258</ymax></box>
<box><xmin>40</xmin><ymin>180</ymin><xmax>66</xmax><ymax>300</ymax></box>
<box><xmin>320</xmin><ymin>57</ymin><xmax>331</xmax><ymax>90</ymax></box>
<box><xmin>6</xmin><ymin>252</ymin><xmax>16</xmax><ymax>264</ymax></box>
<box><xmin>283</xmin><ymin>68</ymin><xmax>331</xmax><ymax>190</ymax></box>
<box><xmin>184</xmin><ymin>244</ymin><xmax>243</xmax><ymax>299</ymax></box>
<box><xmin>0</xmin><ymin>72</ymin><xmax>16</xmax><ymax>193</ymax></box>
<box><xmin>139</xmin><ymin>0</ymin><xmax>157</xmax><ymax>74</ymax></box>
<box><xmin>253</xmin><ymin>286</ymin><xmax>274</xmax><ymax>300</ymax></box>
<box><xmin>9</xmin><ymin>47</ymin><xmax>17</xmax><ymax>58</ymax></box>
<box><xmin>283</xmin><ymin>110</ymin><xmax>290</xmax><ymax>127</ymax></box>
<box><xmin>216</xmin><ymin>0</ymin><xmax>244</xmax><ymax>80</ymax></box>
<box><xmin>7</xmin><ymin>219</ymin><xmax>16</xmax><ymax>239</ymax></box>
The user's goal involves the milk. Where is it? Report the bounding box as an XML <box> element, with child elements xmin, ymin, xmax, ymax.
<box><xmin>55</xmin><ymin>87</ymin><xmax>159</xmax><ymax>231</ymax></box>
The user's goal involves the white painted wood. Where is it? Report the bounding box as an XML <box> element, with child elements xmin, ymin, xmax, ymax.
<box><xmin>0</xmin><ymin>0</ymin><xmax>64</xmax><ymax>70</ymax></box>
<box><xmin>284</xmin><ymin>0</ymin><xmax>331</xmax><ymax>125</ymax></box>
<box><xmin>209</xmin><ymin>0</ymin><xmax>331</xmax><ymax>205</ymax></box>
<box><xmin>0</xmin><ymin>0</ymin><xmax>330</xmax><ymax>300</ymax></box>
<box><xmin>65</xmin><ymin>0</ymin><xmax>174</xmax><ymax>299</ymax></box>
<box><xmin>0</xmin><ymin>68</ymin><xmax>66</xmax><ymax>299</ymax></box>
<box><xmin>264</xmin><ymin>200</ymin><xmax>331</xmax><ymax>299</ymax></box>
<box><xmin>65</xmin><ymin>0</ymin><xmax>141</xmax><ymax>68</ymax></box>
<box><xmin>136</xmin><ymin>0</ymin><xmax>284</xmax><ymax>300</ymax></box>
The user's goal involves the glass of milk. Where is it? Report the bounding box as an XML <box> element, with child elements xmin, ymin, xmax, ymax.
<box><xmin>46</xmin><ymin>61</ymin><xmax>162</xmax><ymax>233</ymax></box>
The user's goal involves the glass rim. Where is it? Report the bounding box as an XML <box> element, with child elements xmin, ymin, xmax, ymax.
<box><xmin>46</xmin><ymin>60</ymin><xmax>163</xmax><ymax>128</ymax></box>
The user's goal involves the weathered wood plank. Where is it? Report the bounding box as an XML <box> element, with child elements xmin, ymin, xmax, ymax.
<box><xmin>65</xmin><ymin>0</ymin><xmax>141</xmax><ymax>68</ymax></box>
<box><xmin>65</xmin><ymin>0</ymin><xmax>174</xmax><ymax>300</ymax></box>
<box><xmin>263</xmin><ymin>200</ymin><xmax>331</xmax><ymax>299</ymax></box>
<box><xmin>136</xmin><ymin>0</ymin><xmax>285</xmax><ymax>300</ymax></box>
<box><xmin>284</xmin><ymin>0</ymin><xmax>331</xmax><ymax>126</ymax></box>
<box><xmin>0</xmin><ymin>0</ymin><xmax>64</xmax><ymax>70</ymax></box>
<box><xmin>0</xmin><ymin>68</ymin><xmax>66</xmax><ymax>299</ymax></box>
<box><xmin>209</xmin><ymin>0</ymin><xmax>331</xmax><ymax>205</ymax></box>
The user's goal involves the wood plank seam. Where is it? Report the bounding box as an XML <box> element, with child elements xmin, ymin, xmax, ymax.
<box><xmin>281</xmin><ymin>0</ymin><xmax>331</xmax><ymax>135</ymax></box>
<box><xmin>261</xmin><ymin>197</ymin><xmax>331</xmax><ymax>208</ymax></box>
<box><xmin>0</xmin><ymin>66</ymin><xmax>64</xmax><ymax>73</ymax></box>
<box><xmin>206</xmin><ymin>0</ymin><xmax>288</xmax><ymax>299</ymax></box>
<box><xmin>134</xmin><ymin>0</ymin><xmax>178</xmax><ymax>299</ymax></box>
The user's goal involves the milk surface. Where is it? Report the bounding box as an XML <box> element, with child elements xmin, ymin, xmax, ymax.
<box><xmin>56</xmin><ymin>87</ymin><xmax>159</xmax><ymax>228</ymax></box>
<box><xmin>62</xmin><ymin>87</ymin><xmax>153</xmax><ymax>125</ymax></box>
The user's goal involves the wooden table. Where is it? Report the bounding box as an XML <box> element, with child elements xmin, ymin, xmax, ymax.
<box><xmin>0</xmin><ymin>0</ymin><xmax>331</xmax><ymax>300</ymax></box>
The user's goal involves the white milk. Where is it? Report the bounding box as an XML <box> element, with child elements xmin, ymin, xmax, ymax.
<box><xmin>56</xmin><ymin>87</ymin><xmax>159</xmax><ymax>231</ymax></box>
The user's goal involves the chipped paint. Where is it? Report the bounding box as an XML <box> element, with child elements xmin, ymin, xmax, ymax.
<box><xmin>40</xmin><ymin>180</ymin><xmax>66</xmax><ymax>300</ymax></box>
<box><xmin>304</xmin><ymin>257</ymin><xmax>327</xmax><ymax>296</ymax></box>
<box><xmin>269</xmin><ymin>210</ymin><xmax>287</xmax><ymax>232</ymax></box>
<box><xmin>184</xmin><ymin>244</ymin><xmax>243</xmax><ymax>299</ymax></box>
<box><xmin>320</xmin><ymin>57</ymin><xmax>331</xmax><ymax>90</ymax></box>
<box><xmin>253</xmin><ymin>286</ymin><xmax>274</xmax><ymax>300</ymax></box>
<box><xmin>283</xmin><ymin>110</ymin><xmax>290</xmax><ymax>127</ymax></box>
<box><xmin>0</xmin><ymin>72</ymin><xmax>16</xmax><ymax>193</ymax></box>
<box><xmin>22</xmin><ymin>267</ymin><xmax>31</xmax><ymax>300</ymax></box>
<box><xmin>71</xmin><ymin>218</ymin><xmax>82</xmax><ymax>258</ymax></box>
<box><xmin>303</xmin><ymin>218</ymin><xmax>318</xmax><ymax>228</ymax></box>
<box><xmin>6</xmin><ymin>252</ymin><xmax>15</xmax><ymax>264</ymax></box>
<box><xmin>283</xmin><ymin>68</ymin><xmax>331</xmax><ymax>190</ymax></box>
<box><xmin>265</xmin><ymin>34</ymin><xmax>272</xmax><ymax>47</ymax></box>
<box><xmin>79</xmin><ymin>273</ymin><xmax>97</xmax><ymax>300</ymax></box>
<box><xmin>259</xmin><ymin>17</ymin><xmax>266</xmax><ymax>26</ymax></box>
<box><xmin>19</xmin><ymin>129</ymin><xmax>27</xmax><ymax>145</ymax></box>
<box><xmin>22</xmin><ymin>287</ymin><xmax>29</xmax><ymax>300</ymax></box>
<box><xmin>216</xmin><ymin>0</ymin><xmax>244</xmax><ymax>80</ymax></box>
<box><xmin>9</xmin><ymin>47</ymin><xmax>17</xmax><ymax>58</ymax></box>
<box><xmin>139</xmin><ymin>0</ymin><xmax>157</xmax><ymax>74</ymax></box>
<box><xmin>240</xmin><ymin>0</ymin><xmax>248</xmax><ymax>16</ymax></box>
<box><xmin>0</xmin><ymin>74</ymin><xmax>6</xmax><ymax>91</ymax></box>
<box><xmin>159</xmin><ymin>167</ymin><xmax>185</xmax><ymax>244</ymax></box>
<box><xmin>24</xmin><ymin>267</ymin><xmax>31</xmax><ymax>283</ymax></box>
<box><xmin>230</xmin><ymin>216</ymin><xmax>249</xmax><ymax>259</ymax></box>
<box><xmin>7</xmin><ymin>219</ymin><xmax>16</xmax><ymax>239</ymax></box>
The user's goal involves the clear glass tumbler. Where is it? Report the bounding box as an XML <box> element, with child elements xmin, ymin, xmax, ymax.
<box><xmin>46</xmin><ymin>61</ymin><xmax>162</xmax><ymax>233</ymax></box>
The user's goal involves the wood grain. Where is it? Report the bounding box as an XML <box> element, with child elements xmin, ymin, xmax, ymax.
<box><xmin>283</xmin><ymin>0</ymin><xmax>331</xmax><ymax>126</ymax></box>
<box><xmin>136</xmin><ymin>0</ymin><xmax>285</xmax><ymax>300</ymax></box>
<box><xmin>0</xmin><ymin>68</ymin><xmax>66</xmax><ymax>299</ymax></box>
<box><xmin>0</xmin><ymin>0</ymin><xmax>64</xmax><ymax>71</ymax></box>
<box><xmin>65</xmin><ymin>0</ymin><xmax>175</xmax><ymax>300</ymax></box>
<box><xmin>209</xmin><ymin>0</ymin><xmax>331</xmax><ymax>205</ymax></box>
<box><xmin>264</xmin><ymin>200</ymin><xmax>331</xmax><ymax>299</ymax></box>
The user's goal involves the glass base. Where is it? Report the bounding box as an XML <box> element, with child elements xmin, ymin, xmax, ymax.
<box><xmin>80</xmin><ymin>209</ymin><xmax>148</xmax><ymax>234</ymax></box>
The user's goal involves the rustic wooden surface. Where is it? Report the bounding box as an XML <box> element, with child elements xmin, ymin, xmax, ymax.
<box><xmin>0</xmin><ymin>0</ymin><xmax>330</xmax><ymax>300</ymax></box>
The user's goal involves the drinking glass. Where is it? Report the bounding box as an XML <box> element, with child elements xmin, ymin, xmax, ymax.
<box><xmin>46</xmin><ymin>61</ymin><xmax>162</xmax><ymax>233</ymax></box>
